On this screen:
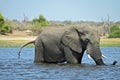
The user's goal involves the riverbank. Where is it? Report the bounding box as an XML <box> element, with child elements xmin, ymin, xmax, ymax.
<box><xmin>0</xmin><ymin>36</ymin><xmax>120</xmax><ymax>47</ymax></box>
<box><xmin>100</xmin><ymin>38</ymin><xmax>120</xmax><ymax>47</ymax></box>
<box><xmin>0</xmin><ymin>35</ymin><xmax>36</xmax><ymax>47</ymax></box>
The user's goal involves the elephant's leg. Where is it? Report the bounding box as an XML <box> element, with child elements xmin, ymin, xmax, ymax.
<box><xmin>72</xmin><ymin>51</ymin><xmax>84</xmax><ymax>64</ymax></box>
<box><xmin>78</xmin><ymin>53</ymin><xmax>84</xmax><ymax>64</ymax></box>
<box><xmin>34</xmin><ymin>40</ymin><xmax>44</xmax><ymax>63</ymax></box>
<box><xmin>64</xmin><ymin>46</ymin><xmax>78</xmax><ymax>64</ymax></box>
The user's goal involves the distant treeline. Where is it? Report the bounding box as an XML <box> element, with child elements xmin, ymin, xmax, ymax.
<box><xmin>0</xmin><ymin>13</ymin><xmax>120</xmax><ymax>37</ymax></box>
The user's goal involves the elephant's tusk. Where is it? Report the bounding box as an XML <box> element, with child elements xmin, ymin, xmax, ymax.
<box><xmin>102</xmin><ymin>54</ymin><xmax>107</xmax><ymax>58</ymax></box>
<box><xmin>87</xmin><ymin>54</ymin><xmax>92</xmax><ymax>59</ymax></box>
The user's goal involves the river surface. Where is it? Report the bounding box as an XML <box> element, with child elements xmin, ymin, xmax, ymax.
<box><xmin>0</xmin><ymin>47</ymin><xmax>120</xmax><ymax>80</ymax></box>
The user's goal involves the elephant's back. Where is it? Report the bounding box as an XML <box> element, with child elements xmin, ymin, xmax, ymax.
<box><xmin>41</xmin><ymin>27</ymin><xmax>66</xmax><ymax>35</ymax></box>
<box><xmin>40</xmin><ymin>27</ymin><xmax>66</xmax><ymax>43</ymax></box>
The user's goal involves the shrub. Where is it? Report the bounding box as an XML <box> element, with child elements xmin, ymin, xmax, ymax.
<box><xmin>30</xmin><ymin>23</ymin><xmax>43</xmax><ymax>35</ymax></box>
<box><xmin>0</xmin><ymin>13</ymin><xmax>4</xmax><ymax>29</ymax></box>
<box><xmin>109</xmin><ymin>30</ymin><xmax>120</xmax><ymax>38</ymax></box>
<box><xmin>108</xmin><ymin>24</ymin><xmax>120</xmax><ymax>38</ymax></box>
<box><xmin>31</xmin><ymin>14</ymin><xmax>49</xmax><ymax>35</ymax></box>
<box><xmin>0</xmin><ymin>13</ymin><xmax>12</xmax><ymax>34</ymax></box>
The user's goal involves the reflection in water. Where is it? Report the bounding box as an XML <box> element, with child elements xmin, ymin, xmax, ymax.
<box><xmin>0</xmin><ymin>47</ymin><xmax>120</xmax><ymax>80</ymax></box>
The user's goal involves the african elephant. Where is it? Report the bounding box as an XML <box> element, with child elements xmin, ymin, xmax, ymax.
<box><xmin>18</xmin><ymin>26</ymin><xmax>117</xmax><ymax>65</ymax></box>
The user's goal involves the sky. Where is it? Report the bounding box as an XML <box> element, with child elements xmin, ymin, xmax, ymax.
<box><xmin>0</xmin><ymin>0</ymin><xmax>120</xmax><ymax>21</ymax></box>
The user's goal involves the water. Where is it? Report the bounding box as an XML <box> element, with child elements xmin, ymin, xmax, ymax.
<box><xmin>0</xmin><ymin>47</ymin><xmax>120</xmax><ymax>80</ymax></box>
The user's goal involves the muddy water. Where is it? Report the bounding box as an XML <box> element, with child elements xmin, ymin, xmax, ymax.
<box><xmin>0</xmin><ymin>47</ymin><xmax>120</xmax><ymax>80</ymax></box>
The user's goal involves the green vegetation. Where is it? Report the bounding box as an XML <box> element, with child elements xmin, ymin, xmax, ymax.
<box><xmin>100</xmin><ymin>38</ymin><xmax>120</xmax><ymax>47</ymax></box>
<box><xmin>0</xmin><ymin>13</ymin><xmax>12</xmax><ymax>34</ymax></box>
<box><xmin>0</xmin><ymin>38</ymin><xmax>120</xmax><ymax>48</ymax></box>
<box><xmin>108</xmin><ymin>24</ymin><xmax>120</xmax><ymax>38</ymax></box>
<box><xmin>0</xmin><ymin>40</ymin><xmax>34</xmax><ymax>48</ymax></box>
<box><xmin>31</xmin><ymin>14</ymin><xmax>49</xmax><ymax>35</ymax></box>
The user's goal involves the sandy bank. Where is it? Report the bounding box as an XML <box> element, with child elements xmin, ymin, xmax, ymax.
<box><xmin>0</xmin><ymin>36</ymin><xmax>36</xmax><ymax>41</ymax></box>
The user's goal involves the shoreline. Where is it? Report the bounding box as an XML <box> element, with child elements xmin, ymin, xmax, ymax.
<box><xmin>0</xmin><ymin>36</ymin><xmax>36</xmax><ymax>41</ymax></box>
<box><xmin>0</xmin><ymin>36</ymin><xmax>120</xmax><ymax>47</ymax></box>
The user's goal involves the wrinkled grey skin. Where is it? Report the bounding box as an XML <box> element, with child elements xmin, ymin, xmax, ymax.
<box><xmin>18</xmin><ymin>26</ymin><xmax>115</xmax><ymax>65</ymax></box>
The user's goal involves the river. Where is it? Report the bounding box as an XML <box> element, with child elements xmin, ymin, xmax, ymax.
<box><xmin>0</xmin><ymin>47</ymin><xmax>120</xmax><ymax>80</ymax></box>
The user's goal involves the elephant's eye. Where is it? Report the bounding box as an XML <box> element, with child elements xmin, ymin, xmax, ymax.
<box><xmin>85</xmin><ymin>39</ymin><xmax>89</xmax><ymax>43</ymax></box>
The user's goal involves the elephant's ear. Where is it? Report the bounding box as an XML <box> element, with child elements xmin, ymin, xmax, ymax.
<box><xmin>62</xmin><ymin>28</ymin><xmax>82</xmax><ymax>53</ymax></box>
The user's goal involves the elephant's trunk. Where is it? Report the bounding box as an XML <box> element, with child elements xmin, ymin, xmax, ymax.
<box><xmin>95</xmin><ymin>59</ymin><xmax>105</xmax><ymax>65</ymax></box>
<box><xmin>87</xmin><ymin>44</ymin><xmax>105</xmax><ymax>65</ymax></box>
<box><xmin>112</xmin><ymin>60</ymin><xmax>117</xmax><ymax>65</ymax></box>
<box><xmin>87</xmin><ymin>46</ymin><xmax>118</xmax><ymax>65</ymax></box>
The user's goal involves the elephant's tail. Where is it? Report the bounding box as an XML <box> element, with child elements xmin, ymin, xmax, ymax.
<box><xmin>18</xmin><ymin>40</ymin><xmax>35</xmax><ymax>59</ymax></box>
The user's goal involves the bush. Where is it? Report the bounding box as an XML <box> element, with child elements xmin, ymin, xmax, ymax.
<box><xmin>0</xmin><ymin>24</ymin><xmax>12</xmax><ymax>34</ymax></box>
<box><xmin>0</xmin><ymin>13</ymin><xmax>12</xmax><ymax>34</ymax></box>
<box><xmin>30</xmin><ymin>24</ymin><xmax>43</xmax><ymax>35</ymax></box>
<box><xmin>31</xmin><ymin>14</ymin><xmax>49</xmax><ymax>35</ymax></box>
<box><xmin>109</xmin><ymin>30</ymin><xmax>120</xmax><ymax>38</ymax></box>
<box><xmin>108</xmin><ymin>24</ymin><xmax>120</xmax><ymax>38</ymax></box>
<box><xmin>0</xmin><ymin>13</ymin><xmax>4</xmax><ymax>29</ymax></box>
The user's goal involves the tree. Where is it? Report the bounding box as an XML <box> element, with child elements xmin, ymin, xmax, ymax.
<box><xmin>0</xmin><ymin>13</ymin><xmax>12</xmax><ymax>34</ymax></box>
<box><xmin>31</xmin><ymin>14</ymin><xmax>49</xmax><ymax>34</ymax></box>
<box><xmin>108</xmin><ymin>24</ymin><xmax>120</xmax><ymax>38</ymax></box>
<box><xmin>33</xmin><ymin>15</ymin><xmax>49</xmax><ymax>27</ymax></box>
<box><xmin>0</xmin><ymin>13</ymin><xmax>4</xmax><ymax>29</ymax></box>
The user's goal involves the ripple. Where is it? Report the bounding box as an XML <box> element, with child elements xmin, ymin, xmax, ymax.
<box><xmin>0</xmin><ymin>48</ymin><xmax>120</xmax><ymax>80</ymax></box>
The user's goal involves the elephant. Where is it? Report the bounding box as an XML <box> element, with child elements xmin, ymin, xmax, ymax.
<box><xmin>18</xmin><ymin>26</ymin><xmax>117</xmax><ymax>65</ymax></box>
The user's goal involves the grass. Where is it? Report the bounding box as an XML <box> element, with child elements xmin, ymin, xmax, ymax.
<box><xmin>0</xmin><ymin>40</ymin><xmax>34</xmax><ymax>48</ymax></box>
<box><xmin>0</xmin><ymin>38</ymin><xmax>120</xmax><ymax>48</ymax></box>
<box><xmin>100</xmin><ymin>38</ymin><xmax>120</xmax><ymax>47</ymax></box>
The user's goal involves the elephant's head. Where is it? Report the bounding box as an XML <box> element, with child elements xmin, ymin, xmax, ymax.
<box><xmin>76</xmin><ymin>26</ymin><xmax>105</xmax><ymax>65</ymax></box>
<box><xmin>62</xmin><ymin>26</ymin><xmax>105</xmax><ymax>65</ymax></box>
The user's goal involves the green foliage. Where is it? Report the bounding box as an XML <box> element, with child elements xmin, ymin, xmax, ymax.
<box><xmin>32</xmin><ymin>15</ymin><xmax>49</xmax><ymax>27</ymax></box>
<box><xmin>0</xmin><ymin>13</ymin><xmax>4</xmax><ymax>28</ymax></box>
<box><xmin>108</xmin><ymin>24</ymin><xmax>120</xmax><ymax>38</ymax></box>
<box><xmin>31</xmin><ymin>14</ymin><xmax>49</xmax><ymax>34</ymax></box>
<box><xmin>0</xmin><ymin>13</ymin><xmax>12</xmax><ymax>34</ymax></box>
<box><xmin>1</xmin><ymin>24</ymin><xmax>12</xmax><ymax>33</ymax></box>
<box><xmin>30</xmin><ymin>23</ymin><xmax>43</xmax><ymax>35</ymax></box>
<box><xmin>110</xmin><ymin>24</ymin><xmax>119</xmax><ymax>33</ymax></box>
